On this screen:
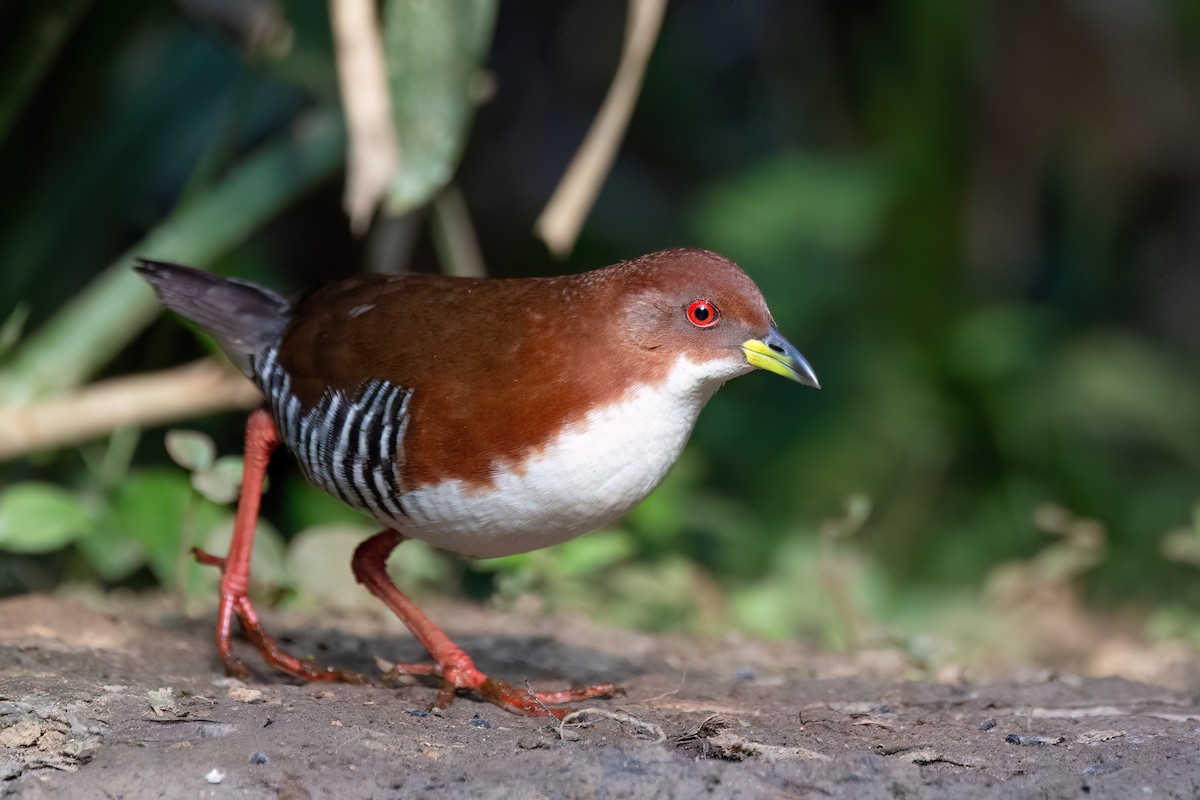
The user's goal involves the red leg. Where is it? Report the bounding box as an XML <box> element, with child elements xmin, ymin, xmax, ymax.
<box><xmin>352</xmin><ymin>530</ymin><xmax>620</xmax><ymax>718</ymax></box>
<box><xmin>193</xmin><ymin>409</ymin><xmax>366</xmax><ymax>684</ymax></box>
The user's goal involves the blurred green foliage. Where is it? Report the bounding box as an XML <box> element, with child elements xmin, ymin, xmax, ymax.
<box><xmin>383</xmin><ymin>0</ymin><xmax>498</xmax><ymax>212</ymax></box>
<box><xmin>2</xmin><ymin>1</ymin><xmax>1200</xmax><ymax>661</ymax></box>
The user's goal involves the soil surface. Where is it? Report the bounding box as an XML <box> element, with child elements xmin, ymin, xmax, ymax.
<box><xmin>2</xmin><ymin>592</ymin><xmax>1200</xmax><ymax>799</ymax></box>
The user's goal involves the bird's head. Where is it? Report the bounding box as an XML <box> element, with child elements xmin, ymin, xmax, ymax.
<box><xmin>613</xmin><ymin>248</ymin><xmax>820</xmax><ymax>390</ymax></box>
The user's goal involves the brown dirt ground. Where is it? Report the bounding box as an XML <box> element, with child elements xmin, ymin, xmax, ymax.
<box><xmin>2</xmin><ymin>592</ymin><xmax>1200</xmax><ymax>799</ymax></box>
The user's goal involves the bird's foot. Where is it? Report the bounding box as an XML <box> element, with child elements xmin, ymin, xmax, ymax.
<box><xmin>378</xmin><ymin>648</ymin><xmax>621</xmax><ymax>719</ymax></box>
<box><xmin>194</xmin><ymin>547</ymin><xmax>369</xmax><ymax>685</ymax></box>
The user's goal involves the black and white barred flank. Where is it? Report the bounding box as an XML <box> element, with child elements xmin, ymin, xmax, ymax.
<box><xmin>251</xmin><ymin>347</ymin><xmax>412</xmax><ymax>523</ymax></box>
<box><xmin>136</xmin><ymin>261</ymin><xmax>413</xmax><ymax>523</ymax></box>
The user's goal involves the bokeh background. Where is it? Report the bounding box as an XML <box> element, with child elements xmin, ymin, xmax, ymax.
<box><xmin>2</xmin><ymin>0</ymin><xmax>1199</xmax><ymax>675</ymax></box>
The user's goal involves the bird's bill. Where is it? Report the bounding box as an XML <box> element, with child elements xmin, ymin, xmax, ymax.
<box><xmin>742</xmin><ymin>329</ymin><xmax>820</xmax><ymax>388</ymax></box>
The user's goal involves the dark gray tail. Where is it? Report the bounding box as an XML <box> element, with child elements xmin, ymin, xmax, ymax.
<box><xmin>136</xmin><ymin>259</ymin><xmax>291</xmax><ymax>373</ymax></box>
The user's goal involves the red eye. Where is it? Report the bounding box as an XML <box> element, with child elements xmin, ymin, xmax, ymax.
<box><xmin>686</xmin><ymin>299</ymin><xmax>719</xmax><ymax>328</ymax></box>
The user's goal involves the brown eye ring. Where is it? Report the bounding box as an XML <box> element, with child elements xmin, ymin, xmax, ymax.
<box><xmin>686</xmin><ymin>298</ymin><xmax>719</xmax><ymax>328</ymax></box>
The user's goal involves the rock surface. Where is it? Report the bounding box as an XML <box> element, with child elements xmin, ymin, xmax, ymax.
<box><xmin>1</xmin><ymin>593</ymin><xmax>1198</xmax><ymax>799</ymax></box>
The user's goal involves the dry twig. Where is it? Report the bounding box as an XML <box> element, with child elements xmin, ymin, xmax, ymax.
<box><xmin>330</xmin><ymin>0</ymin><xmax>399</xmax><ymax>233</ymax></box>
<box><xmin>535</xmin><ymin>0</ymin><xmax>668</xmax><ymax>256</ymax></box>
<box><xmin>558</xmin><ymin>708</ymin><xmax>666</xmax><ymax>743</ymax></box>
<box><xmin>0</xmin><ymin>359</ymin><xmax>261</xmax><ymax>461</ymax></box>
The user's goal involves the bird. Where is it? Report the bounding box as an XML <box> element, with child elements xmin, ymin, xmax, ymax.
<box><xmin>137</xmin><ymin>247</ymin><xmax>818</xmax><ymax>718</ymax></box>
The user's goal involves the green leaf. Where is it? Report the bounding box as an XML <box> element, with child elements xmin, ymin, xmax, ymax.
<box><xmin>383</xmin><ymin>0</ymin><xmax>498</xmax><ymax>212</ymax></box>
<box><xmin>0</xmin><ymin>483</ymin><xmax>93</xmax><ymax>553</ymax></box>
<box><xmin>76</xmin><ymin>510</ymin><xmax>148</xmax><ymax>581</ymax></box>
<box><xmin>286</xmin><ymin>523</ymin><xmax>382</xmax><ymax>610</ymax></box>
<box><xmin>202</xmin><ymin>516</ymin><xmax>289</xmax><ymax>590</ymax></box>
<box><xmin>472</xmin><ymin>551</ymin><xmax>535</xmax><ymax>574</ymax></box>
<box><xmin>165</xmin><ymin>429</ymin><xmax>216</xmax><ymax>473</ymax></box>
<box><xmin>109</xmin><ymin>469</ymin><xmax>225</xmax><ymax>586</ymax></box>
<box><xmin>554</xmin><ymin>530</ymin><xmax>636</xmax><ymax>577</ymax></box>
<box><xmin>191</xmin><ymin>456</ymin><xmax>244</xmax><ymax>505</ymax></box>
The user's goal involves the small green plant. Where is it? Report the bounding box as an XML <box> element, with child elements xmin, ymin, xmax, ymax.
<box><xmin>1147</xmin><ymin>504</ymin><xmax>1200</xmax><ymax>646</ymax></box>
<box><xmin>1159</xmin><ymin>503</ymin><xmax>1200</xmax><ymax>570</ymax></box>
<box><xmin>164</xmin><ymin>429</ymin><xmax>246</xmax><ymax>607</ymax></box>
<box><xmin>0</xmin><ymin>430</ymin><xmax>233</xmax><ymax>594</ymax></box>
<box><xmin>730</xmin><ymin>494</ymin><xmax>886</xmax><ymax>648</ymax></box>
<box><xmin>164</xmin><ymin>429</ymin><xmax>246</xmax><ymax>505</ymax></box>
<box><xmin>0</xmin><ymin>481</ymin><xmax>94</xmax><ymax>555</ymax></box>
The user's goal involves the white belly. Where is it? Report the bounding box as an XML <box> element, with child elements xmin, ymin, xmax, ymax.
<box><xmin>390</xmin><ymin>356</ymin><xmax>739</xmax><ymax>558</ymax></box>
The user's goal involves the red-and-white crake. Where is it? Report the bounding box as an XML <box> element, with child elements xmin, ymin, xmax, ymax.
<box><xmin>137</xmin><ymin>248</ymin><xmax>818</xmax><ymax>718</ymax></box>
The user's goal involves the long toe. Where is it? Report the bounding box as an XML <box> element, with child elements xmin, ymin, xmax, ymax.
<box><xmin>379</xmin><ymin>656</ymin><xmax>619</xmax><ymax>718</ymax></box>
<box><xmin>229</xmin><ymin>596</ymin><xmax>370</xmax><ymax>684</ymax></box>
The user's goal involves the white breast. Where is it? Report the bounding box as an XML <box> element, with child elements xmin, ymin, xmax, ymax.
<box><xmin>388</xmin><ymin>355</ymin><xmax>748</xmax><ymax>558</ymax></box>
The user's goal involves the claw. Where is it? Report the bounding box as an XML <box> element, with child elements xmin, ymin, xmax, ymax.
<box><xmin>377</xmin><ymin>652</ymin><xmax>620</xmax><ymax>718</ymax></box>
<box><xmin>193</xmin><ymin>414</ymin><xmax>370</xmax><ymax>687</ymax></box>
